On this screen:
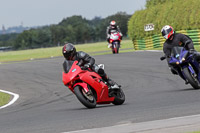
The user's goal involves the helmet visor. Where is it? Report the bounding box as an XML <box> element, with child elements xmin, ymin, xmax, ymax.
<box><xmin>162</xmin><ymin>28</ymin><xmax>172</xmax><ymax>39</ymax></box>
<box><xmin>162</xmin><ymin>28</ymin><xmax>172</xmax><ymax>36</ymax></box>
<box><xmin>64</xmin><ymin>51</ymin><xmax>73</xmax><ymax>60</ymax></box>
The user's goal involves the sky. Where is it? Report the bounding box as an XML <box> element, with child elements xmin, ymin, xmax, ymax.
<box><xmin>0</xmin><ymin>0</ymin><xmax>146</xmax><ymax>29</ymax></box>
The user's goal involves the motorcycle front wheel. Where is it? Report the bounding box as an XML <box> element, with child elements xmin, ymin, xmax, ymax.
<box><xmin>182</xmin><ymin>67</ymin><xmax>200</xmax><ymax>89</ymax></box>
<box><xmin>74</xmin><ymin>85</ymin><xmax>96</xmax><ymax>108</ymax></box>
<box><xmin>112</xmin><ymin>43</ymin><xmax>119</xmax><ymax>54</ymax></box>
<box><xmin>112</xmin><ymin>44</ymin><xmax>116</xmax><ymax>54</ymax></box>
<box><xmin>111</xmin><ymin>88</ymin><xmax>125</xmax><ymax>105</ymax></box>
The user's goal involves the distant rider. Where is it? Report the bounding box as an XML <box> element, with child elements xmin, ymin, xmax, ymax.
<box><xmin>62</xmin><ymin>43</ymin><xmax>119</xmax><ymax>88</ymax></box>
<box><xmin>161</xmin><ymin>25</ymin><xmax>200</xmax><ymax>83</ymax></box>
<box><xmin>106</xmin><ymin>21</ymin><xmax>123</xmax><ymax>48</ymax></box>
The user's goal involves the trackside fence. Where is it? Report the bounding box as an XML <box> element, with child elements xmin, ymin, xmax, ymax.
<box><xmin>133</xmin><ymin>29</ymin><xmax>200</xmax><ymax>50</ymax></box>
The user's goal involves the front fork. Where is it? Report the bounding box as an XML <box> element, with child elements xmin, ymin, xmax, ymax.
<box><xmin>181</xmin><ymin>64</ymin><xmax>200</xmax><ymax>82</ymax></box>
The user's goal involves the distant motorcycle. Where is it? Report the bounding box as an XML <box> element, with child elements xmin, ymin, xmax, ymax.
<box><xmin>160</xmin><ymin>46</ymin><xmax>200</xmax><ymax>89</ymax></box>
<box><xmin>109</xmin><ymin>31</ymin><xmax>122</xmax><ymax>54</ymax></box>
<box><xmin>62</xmin><ymin>60</ymin><xmax>125</xmax><ymax>108</ymax></box>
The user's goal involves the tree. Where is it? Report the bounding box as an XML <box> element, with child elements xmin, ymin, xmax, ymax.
<box><xmin>3</xmin><ymin>13</ymin><xmax>132</xmax><ymax>50</ymax></box>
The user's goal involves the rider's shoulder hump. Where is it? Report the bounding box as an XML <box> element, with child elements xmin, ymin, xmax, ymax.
<box><xmin>78</xmin><ymin>51</ymin><xmax>87</xmax><ymax>58</ymax></box>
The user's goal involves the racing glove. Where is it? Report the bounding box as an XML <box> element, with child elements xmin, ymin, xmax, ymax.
<box><xmin>81</xmin><ymin>63</ymin><xmax>91</xmax><ymax>70</ymax></box>
<box><xmin>189</xmin><ymin>49</ymin><xmax>196</xmax><ymax>54</ymax></box>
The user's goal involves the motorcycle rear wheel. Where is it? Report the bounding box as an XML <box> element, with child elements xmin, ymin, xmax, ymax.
<box><xmin>74</xmin><ymin>86</ymin><xmax>96</xmax><ymax>108</ymax></box>
<box><xmin>111</xmin><ymin>88</ymin><xmax>125</xmax><ymax>105</ymax></box>
<box><xmin>182</xmin><ymin>67</ymin><xmax>200</xmax><ymax>89</ymax></box>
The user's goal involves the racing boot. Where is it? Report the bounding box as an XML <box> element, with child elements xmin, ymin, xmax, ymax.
<box><xmin>101</xmin><ymin>73</ymin><xmax>120</xmax><ymax>89</ymax></box>
<box><xmin>107</xmin><ymin>43</ymin><xmax>112</xmax><ymax>48</ymax></box>
<box><xmin>185</xmin><ymin>80</ymin><xmax>189</xmax><ymax>85</ymax></box>
<box><xmin>169</xmin><ymin>67</ymin><xmax>178</xmax><ymax>75</ymax></box>
<box><xmin>107</xmin><ymin>78</ymin><xmax>120</xmax><ymax>89</ymax></box>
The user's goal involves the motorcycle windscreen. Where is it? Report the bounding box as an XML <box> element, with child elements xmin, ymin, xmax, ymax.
<box><xmin>63</xmin><ymin>60</ymin><xmax>75</xmax><ymax>73</ymax></box>
<box><xmin>171</xmin><ymin>46</ymin><xmax>183</xmax><ymax>59</ymax></box>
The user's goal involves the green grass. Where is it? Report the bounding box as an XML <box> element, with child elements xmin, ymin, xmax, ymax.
<box><xmin>0</xmin><ymin>40</ymin><xmax>134</xmax><ymax>62</ymax></box>
<box><xmin>0</xmin><ymin>92</ymin><xmax>11</xmax><ymax>107</ymax></box>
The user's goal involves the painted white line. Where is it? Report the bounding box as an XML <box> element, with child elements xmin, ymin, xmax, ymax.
<box><xmin>0</xmin><ymin>89</ymin><xmax>19</xmax><ymax>109</ymax></box>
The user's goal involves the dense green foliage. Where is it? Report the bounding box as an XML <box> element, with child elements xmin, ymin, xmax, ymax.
<box><xmin>145</xmin><ymin>0</ymin><xmax>174</xmax><ymax>8</ymax></box>
<box><xmin>0</xmin><ymin>33</ymin><xmax>18</xmax><ymax>47</ymax></box>
<box><xmin>128</xmin><ymin>0</ymin><xmax>200</xmax><ymax>41</ymax></box>
<box><xmin>0</xmin><ymin>12</ymin><xmax>131</xmax><ymax>50</ymax></box>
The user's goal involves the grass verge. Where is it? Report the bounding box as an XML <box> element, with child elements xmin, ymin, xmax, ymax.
<box><xmin>0</xmin><ymin>91</ymin><xmax>11</xmax><ymax>107</ymax></box>
<box><xmin>0</xmin><ymin>40</ymin><xmax>134</xmax><ymax>62</ymax></box>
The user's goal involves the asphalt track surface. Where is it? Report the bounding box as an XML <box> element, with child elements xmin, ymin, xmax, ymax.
<box><xmin>1</xmin><ymin>51</ymin><xmax>200</xmax><ymax>133</ymax></box>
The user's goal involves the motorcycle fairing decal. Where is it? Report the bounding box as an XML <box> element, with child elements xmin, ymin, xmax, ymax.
<box><xmin>175</xmin><ymin>54</ymin><xmax>180</xmax><ymax>58</ymax></box>
<box><xmin>72</xmin><ymin>68</ymin><xmax>76</xmax><ymax>72</ymax></box>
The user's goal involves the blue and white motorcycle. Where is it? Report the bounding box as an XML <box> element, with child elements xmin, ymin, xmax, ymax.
<box><xmin>161</xmin><ymin>46</ymin><xmax>200</xmax><ymax>89</ymax></box>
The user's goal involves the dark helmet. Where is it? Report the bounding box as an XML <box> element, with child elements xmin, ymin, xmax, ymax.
<box><xmin>62</xmin><ymin>43</ymin><xmax>76</xmax><ymax>60</ymax></box>
<box><xmin>161</xmin><ymin>25</ymin><xmax>174</xmax><ymax>39</ymax></box>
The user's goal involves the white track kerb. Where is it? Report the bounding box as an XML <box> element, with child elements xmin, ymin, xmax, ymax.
<box><xmin>0</xmin><ymin>89</ymin><xmax>19</xmax><ymax>109</ymax></box>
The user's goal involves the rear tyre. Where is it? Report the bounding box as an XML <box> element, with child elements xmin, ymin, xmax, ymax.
<box><xmin>111</xmin><ymin>88</ymin><xmax>125</xmax><ymax>105</ymax></box>
<box><xmin>182</xmin><ymin>67</ymin><xmax>200</xmax><ymax>89</ymax></box>
<box><xmin>74</xmin><ymin>86</ymin><xmax>96</xmax><ymax>108</ymax></box>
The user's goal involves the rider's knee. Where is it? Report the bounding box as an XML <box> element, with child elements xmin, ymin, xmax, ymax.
<box><xmin>98</xmin><ymin>68</ymin><xmax>105</xmax><ymax>76</ymax></box>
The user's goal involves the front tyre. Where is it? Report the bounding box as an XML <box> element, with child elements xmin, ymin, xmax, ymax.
<box><xmin>74</xmin><ymin>86</ymin><xmax>96</xmax><ymax>108</ymax></box>
<box><xmin>112</xmin><ymin>44</ymin><xmax>116</xmax><ymax>54</ymax></box>
<box><xmin>182</xmin><ymin>67</ymin><xmax>200</xmax><ymax>89</ymax></box>
<box><xmin>115</xmin><ymin>43</ymin><xmax>119</xmax><ymax>54</ymax></box>
<box><xmin>111</xmin><ymin>88</ymin><xmax>125</xmax><ymax>105</ymax></box>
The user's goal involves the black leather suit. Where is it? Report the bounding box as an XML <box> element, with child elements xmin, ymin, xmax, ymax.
<box><xmin>70</xmin><ymin>51</ymin><xmax>108</xmax><ymax>81</ymax></box>
<box><xmin>163</xmin><ymin>33</ymin><xmax>195</xmax><ymax>62</ymax></box>
<box><xmin>163</xmin><ymin>33</ymin><xmax>200</xmax><ymax>77</ymax></box>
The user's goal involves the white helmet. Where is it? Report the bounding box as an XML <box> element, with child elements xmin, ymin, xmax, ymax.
<box><xmin>110</xmin><ymin>21</ymin><xmax>116</xmax><ymax>26</ymax></box>
<box><xmin>161</xmin><ymin>25</ymin><xmax>174</xmax><ymax>39</ymax></box>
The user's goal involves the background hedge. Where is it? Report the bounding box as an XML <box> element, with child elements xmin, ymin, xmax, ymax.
<box><xmin>128</xmin><ymin>0</ymin><xmax>200</xmax><ymax>41</ymax></box>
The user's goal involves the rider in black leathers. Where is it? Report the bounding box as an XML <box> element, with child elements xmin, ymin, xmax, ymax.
<box><xmin>161</xmin><ymin>25</ymin><xmax>200</xmax><ymax>83</ymax></box>
<box><xmin>62</xmin><ymin>43</ymin><xmax>119</xmax><ymax>88</ymax></box>
<box><xmin>106</xmin><ymin>21</ymin><xmax>123</xmax><ymax>48</ymax></box>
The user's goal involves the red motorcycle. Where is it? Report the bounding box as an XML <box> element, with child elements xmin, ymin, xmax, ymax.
<box><xmin>109</xmin><ymin>31</ymin><xmax>122</xmax><ymax>54</ymax></box>
<box><xmin>62</xmin><ymin>60</ymin><xmax>125</xmax><ymax>108</ymax></box>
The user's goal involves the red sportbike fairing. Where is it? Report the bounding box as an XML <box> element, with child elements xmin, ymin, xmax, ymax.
<box><xmin>109</xmin><ymin>31</ymin><xmax>121</xmax><ymax>54</ymax></box>
<box><xmin>62</xmin><ymin>60</ymin><xmax>125</xmax><ymax>108</ymax></box>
